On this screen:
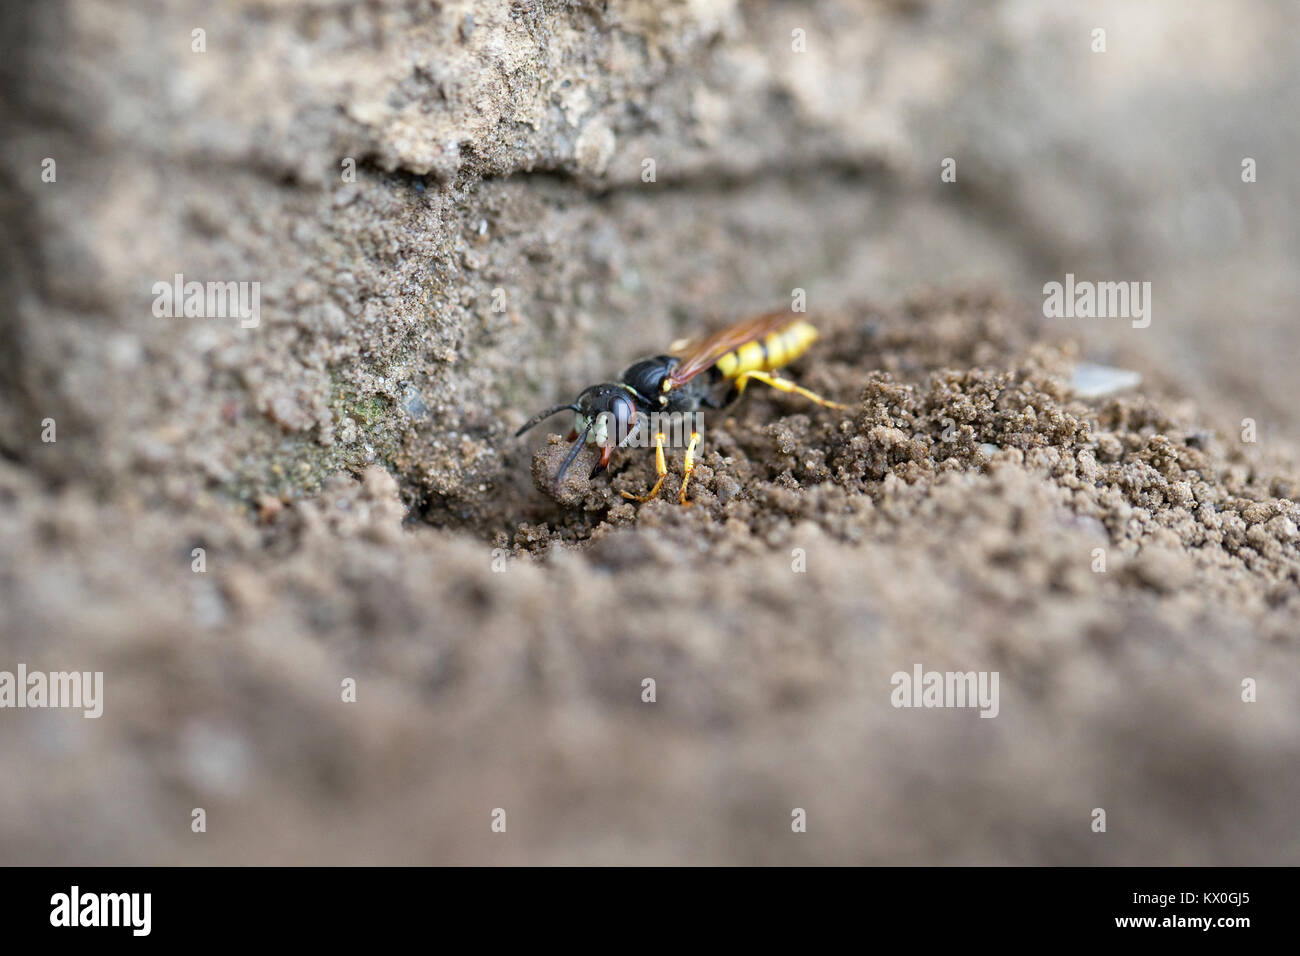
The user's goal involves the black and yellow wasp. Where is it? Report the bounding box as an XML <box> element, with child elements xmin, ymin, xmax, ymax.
<box><xmin>516</xmin><ymin>311</ymin><xmax>847</xmax><ymax>504</ymax></box>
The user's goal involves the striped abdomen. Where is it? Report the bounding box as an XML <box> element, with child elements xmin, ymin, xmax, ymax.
<box><xmin>712</xmin><ymin>319</ymin><xmax>819</xmax><ymax>382</ymax></box>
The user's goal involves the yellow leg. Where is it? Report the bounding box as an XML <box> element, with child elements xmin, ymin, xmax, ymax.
<box><xmin>621</xmin><ymin>433</ymin><xmax>668</xmax><ymax>502</ymax></box>
<box><xmin>733</xmin><ymin>370</ymin><xmax>847</xmax><ymax>410</ymax></box>
<box><xmin>678</xmin><ymin>431</ymin><xmax>701</xmax><ymax>506</ymax></box>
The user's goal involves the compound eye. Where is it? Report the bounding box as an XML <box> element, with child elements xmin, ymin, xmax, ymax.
<box><xmin>613</xmin><ymin>396</ymin><xmax>636</xmax><ymax>442</ymax></box>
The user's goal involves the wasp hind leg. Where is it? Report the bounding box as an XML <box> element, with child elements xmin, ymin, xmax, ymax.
<box><xmin>733</xmin><ymin>370</ymin><xmax>847</xmax><ymax>410</ymax></box>
<box><xmin>678</xmin><ymin>430</ymin><xmax>702</xmax><ymax>506</ymax></box>
<box><xmin>621</xmin><ymin>432</ymin><xmax>668</xmax><ymax>502</ymax></box>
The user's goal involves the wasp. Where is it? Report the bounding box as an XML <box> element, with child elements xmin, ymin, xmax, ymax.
<box><xmin>516</xmin><ymin>311</ymin><xmax>847</xmax><ymax>504</ymax></box>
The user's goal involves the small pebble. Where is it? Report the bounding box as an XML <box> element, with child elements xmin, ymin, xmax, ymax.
<box><xmin>1069</xmin><ymin>362</ymin><xmax>1141</xmax><ymax>399</ymax></box>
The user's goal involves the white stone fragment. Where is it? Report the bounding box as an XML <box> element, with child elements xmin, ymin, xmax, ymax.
<box><xmin>1069</xmin><ymin>362</ymin><xmax>1141</xmax><ymax>399</ymax></box>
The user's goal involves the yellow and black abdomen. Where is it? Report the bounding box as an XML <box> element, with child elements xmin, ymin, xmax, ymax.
<box><xmin>713</xmin><ymin>319</ymin><xmax>819</xmax><ymax>382</ymax></box>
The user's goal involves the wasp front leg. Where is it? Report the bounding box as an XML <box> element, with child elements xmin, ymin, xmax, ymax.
<box><xmin>621</xmin><ymin>432</ymin><xmax>668</xmax><ymax>502</ymax></box>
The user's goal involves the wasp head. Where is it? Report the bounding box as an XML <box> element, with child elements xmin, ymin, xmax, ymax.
<box><xmin>572</xmin><ymin>384</ymin><xmax>640</xmax><ymax>448</ymax></box>
<box><xmin>516</xmin><ymin>383</ymin><xmax>644</xmax><ymax>485</ymax></box>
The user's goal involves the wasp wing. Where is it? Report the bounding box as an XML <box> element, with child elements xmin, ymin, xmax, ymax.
<box><xmin>667</xmin><ymin>311</ymin><xmax>801</xmax><ymax>386</ymax></box>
